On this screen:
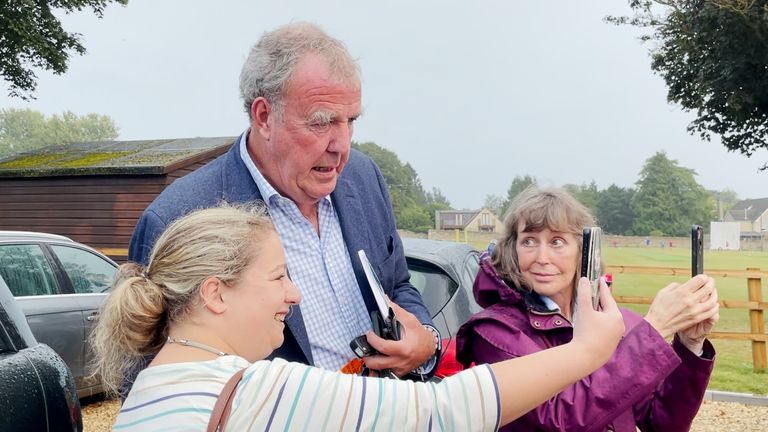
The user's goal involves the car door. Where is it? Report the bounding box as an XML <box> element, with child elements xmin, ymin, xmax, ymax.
<box><xmin>47</xmin><ymin>243</ymin><xmax>116</xmax><ymax>396</ymax></box>
<box><xmin>0</xmin><ymin>243</ymin><xmax>88</xmax><ymax>391</ymax></box>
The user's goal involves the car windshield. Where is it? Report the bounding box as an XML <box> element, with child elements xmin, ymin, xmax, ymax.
<box><xmin>407</xmin><ymin>261</ymin><xmax>458</xmax><ymax>317</ymax></box>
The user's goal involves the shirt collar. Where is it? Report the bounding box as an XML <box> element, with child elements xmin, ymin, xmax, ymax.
<box><xmin>538</xmin><ymin>294</ymin><xmax>561</xmax><ymax>313</ymax></box>
<box><xmin>238</xmin><ymin>130</ymin><xmax>332</xmax><ymax>207</ymax></box>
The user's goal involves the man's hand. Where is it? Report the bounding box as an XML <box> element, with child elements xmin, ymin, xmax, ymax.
<box><xmin>363</xmin><ymin>301</ymin><xmax>436</xmax><ymax>377</ymax></box>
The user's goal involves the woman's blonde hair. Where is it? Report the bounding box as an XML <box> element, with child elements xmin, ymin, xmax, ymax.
<box><xmin>492</xmin><ymin>186</ymin><xmax>597</xmax><ymax>292</ymax></box>
<box><xmin>90</xmin><ymin>203</ymin><xmax>274</xmax><ymax>394</ymax></box>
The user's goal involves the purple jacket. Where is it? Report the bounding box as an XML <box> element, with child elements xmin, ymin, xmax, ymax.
<box><xmin>456</xmin><ymin>257</ymin><xmax>715</xmax><ymax>432</ymax></box>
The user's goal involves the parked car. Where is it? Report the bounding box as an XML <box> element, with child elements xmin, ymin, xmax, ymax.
<box><xmin>0</xmin><ymin>231</ymin><xmax>118</xmax><ymax>398</ymax></box>
<box><xmin>402</xmin><ymin>238</ymin><xmax>482</xmax><ymax>338</ymax></box>
<box><xmin>0</xmin><ymin>274</ymin><xmax>83</xmax><ymax>431</ymax></box>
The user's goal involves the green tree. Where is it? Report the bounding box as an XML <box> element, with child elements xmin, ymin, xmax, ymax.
<box><xmin>710</xmin><ymin>188</ymin><xmax>739</xmax><ymax>221</ymax></box>
<box><xmin>483</xmin><ymin>194</ymin><xmax>505</xmax><ymax>218</ymax></box>
<box><xmin>0</xmin><ymin>108</ymin><xmax>119</xmax><ymax>159</ymax></box>
<box><xmin>352</xmin><ymin>141</ymin><xmax>444</xmax><ymax>233</ymax></box>
<box><xmin>424</xmin><ymin>187</ymin><xmax>452</xmax><ymax>229</ymax></box>
<box><xmin>1</xmin><ymin>0</ymin><xmax>128</xmax><ymax>99</ymax></box>
<box><xmin>608</xmin><ymin>1</ymin><xmax>768</xmax><ymax>169</ymax></box>
<box><xmin>596</xmin><ymin>184</ymin><xmax>636</xmax><ymax>235</ymax></box>
<box><xmin>564</xmin><ymin>181</ymin><xmax>600</xmax><ymax>215</ymax></box>
<box><xmin>501</xmin><ymin>175</ymin><xmax>537</xmax><ymax>216</ymax></box>
<box><xmin>631</xmin><ymin>151</ymin><xmax>714</xmax><ymax>236</ymax></box>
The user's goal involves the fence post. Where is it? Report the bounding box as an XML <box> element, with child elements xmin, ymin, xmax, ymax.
<box><xmin>747</xmin><ymin>267</ymin><xmax>766</xmax><ymax>372</ymax></box>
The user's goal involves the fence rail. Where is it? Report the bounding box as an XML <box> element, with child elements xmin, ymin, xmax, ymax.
<box><xmin>608</xmin><ymin>265</ymin><xmax>767</xmax><ymax>372</ymax></box>
<box><xmin>101</xmin><ymin>247</ymin><xmax>766</xmax><ymax>371</ymax></box>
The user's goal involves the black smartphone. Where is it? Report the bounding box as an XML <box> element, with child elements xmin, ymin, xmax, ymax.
<box><xmin>692</xmin><ymin>225</ymin><xmax>704</xmax><ymax>277</ymax></box>
<box><xmin>580</xmin><ymin>227</ymin><xmax>603</xmax><ymax>310</ymax></box>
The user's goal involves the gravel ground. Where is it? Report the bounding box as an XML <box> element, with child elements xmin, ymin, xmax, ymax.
<box><xmin>81</xmin><ymin>397</ymin><xmax>768</xmax><ymax>431</ymax></box>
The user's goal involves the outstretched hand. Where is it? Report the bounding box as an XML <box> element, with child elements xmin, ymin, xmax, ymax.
<box><xmin>572</xmin><ymin>277</ymin><xmax>625</xmax><ymax>365</ymax></box>
<box><xmin>644</xmin><ymin>274</ymin><xmax>719</xmax><ymax>340</ymax></box>
<box><xmin>363</xmin><ymin>300</ymin><xmax>436</xmax><ymax>377</ymax></box>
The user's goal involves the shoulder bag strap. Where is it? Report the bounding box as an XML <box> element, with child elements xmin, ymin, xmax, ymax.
<box><xmin>207</xmin><ymin>367</ymin><xmax>247</xmax><ymax>432</ymax></box>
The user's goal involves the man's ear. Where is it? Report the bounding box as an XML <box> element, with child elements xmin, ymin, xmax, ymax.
<box><xmin>199</xmin><ymin>276</ymin><xmax>227</xmax><ymax>314</ymax></box>
<box><xmin>251</xmin><ymin>97</ymin><xmax>273</xmax><ymax>140</ymax></box>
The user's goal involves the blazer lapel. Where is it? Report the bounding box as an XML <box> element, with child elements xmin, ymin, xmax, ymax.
<box><xmin>332</xmin><ymin>176</ymin><xmax>378</xmax><ymax>316</ymax></box>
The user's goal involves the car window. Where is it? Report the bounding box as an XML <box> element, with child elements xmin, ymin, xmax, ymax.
<box><xmin>0</xmin><ymin>245</ymin><xmax>58</xmax><ymax>297</ymax></box>
<box><xmin>50</xmin><ymin>245</ymin><xmax>116</xmax><ymax>294</ymax></box>
<box><xmin>408</xmin><ymin>261</ymin><xmax>458</xmax><ymax>317</ymax></box>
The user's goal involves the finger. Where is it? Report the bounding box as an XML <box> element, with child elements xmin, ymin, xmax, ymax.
<box><xmin>682</xmin><ymin>274</ymin><xmax>709</xmax><ymax>293</ymax></box>
<box><xmin>364</xmin><ymin>331</ymin><xmax>400</xmax><ymax>356</ymax></box>
<box><xmin>388</xmin><ymin>300</ymin><xmax>418</xmax><ymax>326</ymax></box>
<box><xmin>691</xmin><ymin>277</ymin><xmax>715</xmax><ymax>301</ymax></box>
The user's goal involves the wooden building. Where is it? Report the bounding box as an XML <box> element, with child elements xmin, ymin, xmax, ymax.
<box><xmin>0</xmin><ymin>137</ymin><xmax>235</xmax><ymax>260</ymax></box>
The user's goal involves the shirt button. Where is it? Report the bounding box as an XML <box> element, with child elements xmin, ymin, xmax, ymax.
<box><xmin>533</xmin><ymin>321</ymin><xmax>541</xmax><ymax>328</ymax></box>
<box><xmin>554</xmin><ymin>319</ymin><xmax>563</xmax><ymax>326</ymax></box>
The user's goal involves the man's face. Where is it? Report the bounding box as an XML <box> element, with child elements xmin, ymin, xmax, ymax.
<box><xmin>252</xmin><ymin>54</ymin><xmax>362</xmax><ymax>208</ymax></box>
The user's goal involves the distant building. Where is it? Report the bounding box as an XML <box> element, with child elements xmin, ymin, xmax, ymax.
<box><xmin>435</xmin><ymin>208</ymin><xmax>502</xmax><ymax>233</ymax></box>
<box><xmin>0</xmin><ymin>137</ymin><xmax>235</xmax><ymax>259</ymax></box>
<box><xmin>723</xmin><ymin>198</ymin><xmax>768</xmax><ymax>240</ymax></box>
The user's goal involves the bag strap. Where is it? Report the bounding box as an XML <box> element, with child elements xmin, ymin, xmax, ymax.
<box><xmin>207</xmin><ymin>367</ymin><xmax>247</xmax><ymax>432</ymax></box>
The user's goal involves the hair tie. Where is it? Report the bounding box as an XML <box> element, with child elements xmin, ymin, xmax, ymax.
<box><xmin>141</xmin><ymin>270</ymin><xmax>149</xmax><ymax>279</ymax></box>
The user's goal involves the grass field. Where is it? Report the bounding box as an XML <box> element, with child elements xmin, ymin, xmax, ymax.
<box><xmin>467</xmin><ymin>241</ymin><xmax>768</xmax><ymax>395</ymax></box>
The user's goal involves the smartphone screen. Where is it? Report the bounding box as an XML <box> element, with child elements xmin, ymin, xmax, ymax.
<box><xmin>692</xmin><ymin>225</ymin><xmax>704</xmax><ymax>277</ymax></box>
<box><xmin>580</xmin><ymin>227</ymin><xmax>602</xmax><ymax>310</ymax></box>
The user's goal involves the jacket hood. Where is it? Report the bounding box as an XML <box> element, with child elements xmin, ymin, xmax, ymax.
<box><xmin>473</xmin><ymin>253</ymin><xmax>553</xmax><ymax>312</ymax></box>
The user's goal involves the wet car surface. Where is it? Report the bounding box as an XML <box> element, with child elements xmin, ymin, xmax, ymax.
<box><xmin>0</xmin><ymin>274</ymin><xmax>82</xmax><ymax>431</ymax></box>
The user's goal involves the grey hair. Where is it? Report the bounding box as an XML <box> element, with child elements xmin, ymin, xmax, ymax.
<box><xmin>239</xmin><ymin>22</ymin><xmax>361</xmax><ymax>118</ymax></box>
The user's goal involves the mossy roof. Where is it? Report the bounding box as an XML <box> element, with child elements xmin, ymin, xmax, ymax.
<box><xmin>0</xmin><ymin>137</ymin><xmax>235</xmax><ymax>178</ymax></box>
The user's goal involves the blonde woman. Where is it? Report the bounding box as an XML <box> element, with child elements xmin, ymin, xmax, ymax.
<box><xmin>92</xmin><ymin>204</ymin><xmax>626</xmax><ymax>431</ymax></box>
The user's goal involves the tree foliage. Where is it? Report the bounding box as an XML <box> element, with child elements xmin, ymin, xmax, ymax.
<box><xmin>710</xmin><ymin>188</ymin><xmax>740</xmax><ymax>220</ymax></box>
<box><xmin>483</xmin><ymin>194</ymin><xmax>505</xmax><ymax>218</ymax></box>
<box><xmin>631</xmin><ymin>151</ymin><xmax>714</xmax><ymax>236</ymax></box>
<box><xmin>352</xmin><ymin>141</ymin><xmax>450</xmax><ymax>233</ymax></box>
<box><xmin>596</xmin><ymin>184</ymin><xmax>636</xmax><ymax>235</ymax></box>
<box><xmin>608</xmin><ymin>0</ymin><xmax>768</xmax><ymax>169</ymax></box>
<box><xmin>564</xmin><ymin>181</ymin><xmax>600</xmax><ymax>215</ymax></box>
<box><xmin>0</xmin><ymin>0</ymin><xmax>128</xmax><ymax>100</ymax></box>
<box><xmin>501</xmin><ymin>175</ymin><xmax>537</xmax><ymax>216</ymax></box>
<box><xmin>0</xmin><ymin>108</ymin><xmax>119</xmax><ymax>159</ymax></box>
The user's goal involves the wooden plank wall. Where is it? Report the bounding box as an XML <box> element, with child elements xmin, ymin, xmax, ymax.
<box><xmin>0</xmin><ymin>150</ymin><xmax>230</xmax><ymax>259</ymax></box>
<box><xmin>0</xmin><ymin>175</ymin><xmax>166</xmax><ymax>251</ymax></box>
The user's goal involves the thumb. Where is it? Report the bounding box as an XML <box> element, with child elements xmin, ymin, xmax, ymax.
<box><xmin>576</xmin><ymin>277</ymin><xmax>593</xmax><ymax>311</ymax></box>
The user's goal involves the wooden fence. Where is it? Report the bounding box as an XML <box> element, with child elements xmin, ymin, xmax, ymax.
<box><xmin>100</xmin><ymin>246</ymin><xmax>767</xmax><ymax>371</ymax></box>
<box><xmin>608</xmin><ymin>265</ymin><xmax>767</xmax><ymax>372</ymax></box>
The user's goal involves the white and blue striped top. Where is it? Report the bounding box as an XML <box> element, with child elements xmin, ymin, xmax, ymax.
<box><xmin>114</xmin><ymin>356</ymin><xmax>501</xmax><ymax>431</ymax></box>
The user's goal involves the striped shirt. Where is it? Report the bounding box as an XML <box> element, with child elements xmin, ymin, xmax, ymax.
<box><xmin>114</xmin><ymin>356</ymin><xmax>501</xmax><ymax>431</ymax></box>
<box><xmin>239</xmin><ymin>134</ymin><xmax>372</xmax><ymax>370</ymax></box>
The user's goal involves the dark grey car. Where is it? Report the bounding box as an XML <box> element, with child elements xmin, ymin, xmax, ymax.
<box><xmin>0</xmin><ymin>231</ymin><xmax>117</xmax><ymax>398</ymax></box>
<box><xmin>402</xmin><ymin>238</ymin><xmax>482</xmax><ymax>340</ymax></box>
<box><xmin>0</xmin><ymin>274</ymin><xmax>83</xmax><ymax>431</ymax></box>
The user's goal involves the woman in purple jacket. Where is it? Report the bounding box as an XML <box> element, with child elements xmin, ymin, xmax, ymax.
<box><xmin>457</xmin><ymin>186</ymin><xmax>719</xmax><ymax>432</ymax></box>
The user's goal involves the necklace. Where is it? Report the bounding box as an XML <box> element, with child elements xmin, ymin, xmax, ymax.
<box><xmin>166</xmin><ymin>336</ymin><xmax>229</xmax><ymax>357</ymax></box>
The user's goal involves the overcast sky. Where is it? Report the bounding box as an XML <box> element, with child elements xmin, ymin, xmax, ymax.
<box><xmin>2</xmin><ymin>1</ymin><xmax>765</xmax><ymax>209</ymax></box>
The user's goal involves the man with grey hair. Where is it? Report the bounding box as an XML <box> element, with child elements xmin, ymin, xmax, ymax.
<box><xmin>127</xmin><ymin>22</ymin><xmax>440</xmax><ymax>391</ymax></box>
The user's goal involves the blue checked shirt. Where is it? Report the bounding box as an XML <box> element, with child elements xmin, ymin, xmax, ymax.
<box><xmin>239</xmin><ymin>135</ymin><xmax>373</xmax><ymax>370</ymax></box>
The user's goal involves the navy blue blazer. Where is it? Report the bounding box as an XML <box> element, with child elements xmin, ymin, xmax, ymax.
<box><xmin>128</xmin><ymin>135</ymin><xmax>434</xmax><ymax>366</ymax></box>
